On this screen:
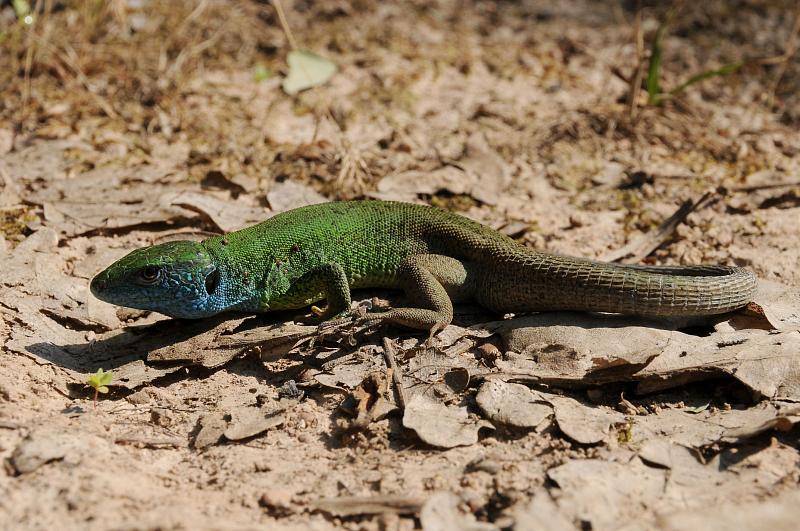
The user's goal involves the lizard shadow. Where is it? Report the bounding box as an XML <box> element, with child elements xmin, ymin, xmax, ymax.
<box><xmin>25</xmin><ymin>311</ymin><xmax>297</xmax><ymax>375</ymax></box>
<box><xmin>24</xmin><ymin>305</ymin><xmax>729</xmax><ymax>375</ymax></box>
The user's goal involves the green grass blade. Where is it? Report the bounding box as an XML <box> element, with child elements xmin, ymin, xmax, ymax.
<box><xmin>668</xmin><ymin>61</ymin><xmax>744</xmax><ymax>97</ymax></box>
<box><xmin>646</xmin><ymin>23</ymin><xmax>667</xmax><ymax>104</ymax></box>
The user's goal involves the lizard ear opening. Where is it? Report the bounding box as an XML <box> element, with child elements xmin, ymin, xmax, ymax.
<box><xmin>204</xmin><ymin>267</ymin><xmax>220</xmax><ymax>295</ymax></box>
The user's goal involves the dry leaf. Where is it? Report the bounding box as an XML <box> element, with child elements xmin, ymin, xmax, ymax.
<box><xmin>547</xmin><ymin>459</ymin><xmax>665</xmax><ymax>530</ymax></box>
<box><xmin>420</xmin><ymin>492</ymin><xmax>496</xmax><ymax>531</ymax></box>
<box><xmin>458</xmin><ymin>132</ymin><xmax>510</xmax><ymax>205</ymax></box>
<box><xmin>10</xmin><ymin>430</ymin><xmax>73</xmax><ymax>475</ymax></box>
<box><xmin>720</xmin><ymin>407</ymin><xmax>800</xmax><ymax>441</ymax></box>
<box><xmin>224</xmin><ymin>406</ymin><xmax>286</xmax><ymax>441</ymax></box>
<box><xmin>548</xmin><ymin>395</ymin><xmax>625</xmax><ymax>445</ymax></box>
<box><xmin>475</xmin><ymin>380</ymin><xmax>552</xmax><ymax>428</ymax></box>
<box><xmin>403</xmin><ymin>395</ymin><xmax>493</xmax><ymax>448</ymax></box>
<box><xmin>194</xmin><ymin>413</ymin><xmax>228</xmax><ymax>449</ymax></box>
<box><xmin>657</xmin><ymin>490</ymin><xmax>800</xmax><ymax>531</ymax></box>
<box><xmin>489</xmin><ymin>306</ymin><xmax>800</xmax><ymax>401</ymax></box>
<box><xmin>282</xmin><ymin>50</ymin><xmax>337</xmax><ymax>95</ymax></box>
<box><xmin>266</xmin><ymin>180</ymin><xmax>328</xmax><ymax>213</ymax></box>
<box><xmin>168</xmin><ymin>191</ymin><xmax>266</xmax><ymax>232</ymax></box>
<box><xmin>510</xmin><ymin>490</ymin><xmax>576</xmax><ymax>531</ymax></box>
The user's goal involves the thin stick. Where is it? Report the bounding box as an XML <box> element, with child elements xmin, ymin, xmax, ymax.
<box><xmin>272</xmin><ymin>0</ymin><xmax>298</xmax><ymax>51</ymax></box>
<box><xmin>382</xmin><ymin>338</ymin><xmax>407</xmax><ymax>409</ymax></box>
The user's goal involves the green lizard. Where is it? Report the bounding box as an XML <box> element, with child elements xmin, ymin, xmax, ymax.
<box><xmin>90</xmin><ymin>200</ymin><xmax>757</xmax><ymax>333</ymax></box>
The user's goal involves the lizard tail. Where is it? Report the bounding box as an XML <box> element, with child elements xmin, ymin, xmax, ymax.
<box><xmin>547</xmin><ymin>260</ymin><xmax>758</xmax><ymax>317</ymax></box>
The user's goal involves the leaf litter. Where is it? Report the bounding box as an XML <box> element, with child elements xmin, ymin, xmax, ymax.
<box><xmin>2</xmin><ymin>1</ymin><xmax>800</xmax><ymax>530</ymax></box>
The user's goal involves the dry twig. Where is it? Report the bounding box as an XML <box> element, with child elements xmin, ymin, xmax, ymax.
<box><xmin>382</xmin><ymin>338</ymin><xmax>407</xmax><ymax>409</ymax></box>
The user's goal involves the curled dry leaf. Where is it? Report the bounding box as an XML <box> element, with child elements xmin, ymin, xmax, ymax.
<box><xmin>458</xmin><ymin>131</ymin><xmax>511</xmax><ymax>206</ymax></box>
<box><xmin>748</xmin><ymin>279</ymin><xmax>800</xmax><ymax>332</ymax></box>
<box><xmin>147</xmin><ymin>318</ymin><xmax>316</xmax><ymax>369</ymax></box>
<box><xmin>495</xmin><ymin>312</ymin><xmax>667</xmax><ymax>385</ymax></box>
<box><xmin>720</xmin><ymin>407</ymin><xmax>800</xmax><ymax>442</ymax></box>
<box><xmin>25</xmin><ymin>162</ymin><xmax>197</xmax><ymax>237</ymax></box>
<box><xmin>349</xmin><ymin>370</ymin><xmax>398</xmax><ymax>426</ymax></box>
<box><xmin>636</xmin><ymin>331</ymin><xmax>800</xmax><ymax>400</ymax></box>
<box><xmin>406</xmin><ymin>347</ymin><xmax>481</xmax><ymax>397</ymax></box>
<box><xmin>377</xmin><ymin>166</ymin><xmax>473</xmax><ymax>202</ymax></box>
<box><xmin>631</xmin><ymin>405</ymin><xmax>784</xmax><ymax>449</ymax></box>
<box><xmin>638</xmin><ymin>439</ymin><xmax>694</xmax><ymax>469</ymax></box>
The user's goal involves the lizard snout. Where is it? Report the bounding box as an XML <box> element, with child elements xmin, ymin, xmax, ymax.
<box><xmin>90</xmin><ymin>275</ymin><xmax>108</xmax><ymax>296</ymax></box>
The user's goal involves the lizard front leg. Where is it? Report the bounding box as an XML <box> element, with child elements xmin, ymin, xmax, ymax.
<box><xmin>278</xmin><ymin>262</ymin><xmax>352</xmax><ymax>320</ymax></box>
<box><xmin>365</xmin><ymin>254</ymin><xmax>476</xmax><ymax>335</ymax></box>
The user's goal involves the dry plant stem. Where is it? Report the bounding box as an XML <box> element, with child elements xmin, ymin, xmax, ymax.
<box><xmin>26</xmin><ymin>34</ymin><xmax>119</xmax><ymax>119</ymax></box>
<box><xmin>382</xmin><ymin>338</ymin><xmax>407</xmax><ymax>409</ymax></box>
<box><xmin>166</xmin><ymin>19</ymin><xmax>230</xmax><ymax>85</ymax></box>
<box><xmin>21</xmin><ymin>0</ymin><xmax>48</xmax><ymax>110</ymax></box>
<box><xmin>272</xmin><ymin>0</ymin><xmax>298</xmax><ymax>51</ymax></box>
<box><xmin>626</xmin><ymin>2</ymin><xmax>644</xmax><ymax>120</ymax></box>
<box><xmin>766</xmin><ymin>8</ymin><xmax>800</xmax><ymax>105</ymax></box>
<box><xmin>732</xmin><ymin>180</ymin><xmax>800</xmax><ymax>192</ymax></box>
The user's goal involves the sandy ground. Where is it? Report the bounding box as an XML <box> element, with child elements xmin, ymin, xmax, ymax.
<box><xmin>1</xmin><ymin>1</ymin><xmax>800</xmax><ymax>530</ymax></box>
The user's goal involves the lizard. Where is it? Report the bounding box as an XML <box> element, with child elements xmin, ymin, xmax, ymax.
<box><xmin>90</xmin><ymin>200</ymin><xmax>758</xmax><ymax>334</ymax></box>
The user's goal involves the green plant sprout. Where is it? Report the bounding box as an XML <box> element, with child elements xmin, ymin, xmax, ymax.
<box><xmin>645</xmin><ymin>7</ymin><xmax>744</xmax><ymax>105</ymax></box>
<box><xmin>254</xmin><ymin>64</ymin><xmax>271</xmax><ymax>82</ymax></box>
<box><xmin>87</xmin><ymin>368</ymin><xmax>113</xmax><ymax>408</ymax></box>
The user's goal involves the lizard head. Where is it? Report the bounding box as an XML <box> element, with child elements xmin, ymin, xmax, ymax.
<box><xmin>90</xmin><ymin>240</ymin><xmax>224</xmax><ymax>319</ymax></box>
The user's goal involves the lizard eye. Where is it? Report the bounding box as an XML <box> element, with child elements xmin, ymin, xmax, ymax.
<box><xmin>138</xmin><ymin>265</ymin><xmax>161</xmax><ymax>284</ymax></box>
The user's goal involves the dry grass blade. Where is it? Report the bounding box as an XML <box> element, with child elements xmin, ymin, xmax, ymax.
<box><xmin>766</xmin><ymin>7</ymin><xmax>800</xmax><ymax>105</ymax></box>
<box><xmin>626</xmin><ymin>4</ymin><xmax>645</xmax><ymax>120</ymax></box>
<box><xmin>271</xmin><ymin>0</ymin><xmax>298</xmax><ymax>51</ymax></box>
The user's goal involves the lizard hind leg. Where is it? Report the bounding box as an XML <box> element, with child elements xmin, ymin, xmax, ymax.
<box><xmin>365</xmin><ymin>254</ymin><xmax>476</xmax><ymax>335</ymax></box>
